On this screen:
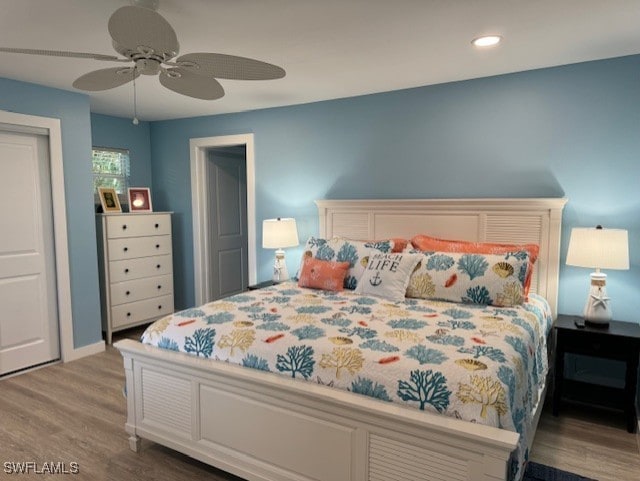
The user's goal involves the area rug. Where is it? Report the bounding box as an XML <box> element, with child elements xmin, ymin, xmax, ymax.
<box><xmin>523</xmin><ymin>462</ymin><xmax>598</xmax><ymax>481</ymax></box>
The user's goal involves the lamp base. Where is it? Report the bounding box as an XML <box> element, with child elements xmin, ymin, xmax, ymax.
<box><xmin>272</xmin><ymin>249</ymin><xmax>289</xmax><ymax>282</ymax></box>
<box><xmin>582</xmin><ymin>271</ymin><xmax>611</xmax><ymax>326</ymax></box>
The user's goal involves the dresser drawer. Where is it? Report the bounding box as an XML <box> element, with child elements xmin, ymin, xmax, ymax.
<box><xmin>108</xmin><ymin>235</ymin><xmax>171</xmax><ymax>261</ymax></box>
<box><xmin>106</xmin><ymin>214</ymin><xmax>171</xmax><ymax>239</ymax></box>
<box><xmin>111</xmin><ymin>294</ymin><xmax>173</xmax><ymax>328</ymax></box>
<box><xmin>110</xmin><ymin>274</ymin><xmax>173</xmax><ymax>306</ymax></box>
<box><xmin>109</xmin><ymin>254</ymin><xmax>172</xmax><ymax>283</ymax></box>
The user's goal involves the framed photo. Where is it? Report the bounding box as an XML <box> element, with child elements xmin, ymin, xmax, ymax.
<box><xmin>98</xmin><ymin>187</ymin><xmax>122</xmax><ymax>213</ymax></box>
<box><xmin>128</xmin><ymin>187</ymin><xmax>153</xmax><ymax>212</ymax></box>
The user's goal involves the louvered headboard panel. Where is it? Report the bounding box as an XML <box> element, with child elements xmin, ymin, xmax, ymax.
<box><xmin>315</xmin><ymin>198</ymin><xmax>567</xmax><ymax>318</ymax></box>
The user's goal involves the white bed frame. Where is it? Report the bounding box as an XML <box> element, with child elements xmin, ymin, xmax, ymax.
<box><xmin>115</xmin><ymin>198</ymin><xmax>567</xmax><ymax>481</ymax></box>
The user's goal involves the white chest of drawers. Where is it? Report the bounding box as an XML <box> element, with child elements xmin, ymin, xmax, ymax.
<box><xmin>96</xmin><ymin>212</ymin><xmax>174</xmax><ymax>343</ymax></box>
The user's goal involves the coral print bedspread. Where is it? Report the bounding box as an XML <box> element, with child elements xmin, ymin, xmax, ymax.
<box><xmin>141</xmin><ymin>282</ymin><xmax>552</xmax><ymax>476</ymax></box>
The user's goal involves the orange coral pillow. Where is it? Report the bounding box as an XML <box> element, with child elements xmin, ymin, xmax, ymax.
<box><xmin>410</xmin><ymin>234</ymin><xmax>539</xmax><ymax>296</ymax></box>
<box><xmin>298</xmin><ymin>257</ymin><xmax>350</xmax><ymax>292</ymax></box>
<box><xmin>391</xmin><ymin>238</ymin><xmax>409</xmax><ymax>252</ymax></box>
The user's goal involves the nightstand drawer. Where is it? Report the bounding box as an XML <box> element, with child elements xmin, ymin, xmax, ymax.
<box><xmin>559</xmin><ymin>330</ymin><xmax>635</xmax><ymax>360</ymax></box>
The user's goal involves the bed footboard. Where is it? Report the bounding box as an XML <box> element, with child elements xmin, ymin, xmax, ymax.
<box><xmin>116</xmin><ymin>339</ymin><xmax>519</xmax><ymax>481</ymax></box>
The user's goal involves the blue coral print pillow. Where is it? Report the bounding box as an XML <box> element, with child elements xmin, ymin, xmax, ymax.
<box><xmin>300</xmin><ymin>237</ymin><xmax>394</xmax><ymax>289</ymax></box>
<box><xmin>405</xmin><ymin>250</ymin><xmax>530</xmax><ymax>306</ymax></box>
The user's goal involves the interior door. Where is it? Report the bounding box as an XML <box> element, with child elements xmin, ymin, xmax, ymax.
<box><xmin>0</xmin><ymin>131</ymin><xmax>60</xmax><ymax>375</ymax></box>
<box><xmin>207</xmin><ymin>146</ymin><xmax>248</xmax><ymax>300</ymax></box>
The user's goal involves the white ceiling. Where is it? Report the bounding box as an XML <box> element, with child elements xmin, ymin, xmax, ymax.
<box><xmin>1</xmin><ymin>0</ymin><xmax>639</xmax><ymax>121</ymax></box>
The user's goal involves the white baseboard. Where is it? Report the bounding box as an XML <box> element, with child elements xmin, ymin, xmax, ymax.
<box><xmin>64</xmin><ymin>340</ymin><xmax>105</xmax><ymax>362</ymax></box>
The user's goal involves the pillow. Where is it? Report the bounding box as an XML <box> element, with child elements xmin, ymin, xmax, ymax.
<box><xmin>355</xmin><ymin>252</ymin><xmax>423</xmax><ymax>302</ymax></box>
<box><xmin>410</xmin><ymin>234</ymin><xmax>539</xmax><ymax>297</ymax></box>
<box><xmin>298</xmin><ymin>257</ymin><xmax>350</xmax><ymax>292</ymax></box>
<box><xmin>300</xmin><ymin>237</ymin><xmax>394</xmax><ymax>289</ymax></box>
<box><xmin>405</xmin><ymin>250</ymin><xmax>531</xmax><ymax>307</ymax></box>
<box><xmin>390</xmin><ymin>238</ymin><xmax>409</xmax><ymax>252</ymax></box>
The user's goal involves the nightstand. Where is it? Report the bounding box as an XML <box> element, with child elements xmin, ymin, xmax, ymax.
<box><xmin>247</xmin><ymin>280</ymin><xmax>276</xmax><ymax>291</ymax></box>
<box><xmin>552</xmin><ymin>314</ymin><xmax>640</xmax><ymax>433</ymax></box>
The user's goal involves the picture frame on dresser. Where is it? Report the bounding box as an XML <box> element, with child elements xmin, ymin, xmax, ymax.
<box><xmin>128</xmin><ymin>187</ymin><xmax>152</xmax><ymax>212</ymax></box>
<box><xmin>97</xmin><ymin>186</ymin><xmax>121</xmax><ymax>213</ymax></box>
<box><xmin>96</xmin><ymin>212</ymin><xmax>174</xmax><ymax>344</ymax></box>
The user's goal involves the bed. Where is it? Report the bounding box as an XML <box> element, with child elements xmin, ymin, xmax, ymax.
<box><xmin>115</xmin><ymin>198</ymin><xmax>567</xmax><ymax>481</ymax></box>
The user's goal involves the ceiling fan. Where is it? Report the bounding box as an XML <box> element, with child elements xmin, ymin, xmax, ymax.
<box><xmin>0</xmin><ymin>0</ymin><xmax>285</xmax><ymax>101</ymax></box>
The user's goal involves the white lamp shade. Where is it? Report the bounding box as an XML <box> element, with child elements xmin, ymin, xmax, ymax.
<box><xmin>262</xmin><ymin>218</ymin><xmax>299</xmax><ymax>249</ymax></box>
<box><xmin>566</xmin><ymin>227</ymin><xmax>629</xmax><ymax>270</ymax></box>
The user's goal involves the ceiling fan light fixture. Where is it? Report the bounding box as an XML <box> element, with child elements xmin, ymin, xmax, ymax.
<box><xmin>472</xmin><ymin>35</ymin><xmax>502</xmax><ymax>47</ymax></box>
<box><xmin>135</xmin><ymin>58</ymin><xmax>161</xmax><ymax>75</ymax></box>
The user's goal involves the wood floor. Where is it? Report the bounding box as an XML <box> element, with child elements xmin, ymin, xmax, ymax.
<box><xmin>1</xmin><ymin>331</ymin><xmax>638</xmax><ymax>481</ymax></box>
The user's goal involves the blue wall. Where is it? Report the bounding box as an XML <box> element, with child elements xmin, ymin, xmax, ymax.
<box><xmin>90</xmin><ymin>113</ymin><xmax>152</xmax><ymax>190</ymax></box>
<box><xmin>149</xmin><ymin>54</ymin><xmax>640</xmax><ymax>325</ymax></box>
<box><xmin>0</xmin><ymin>78</ymin><xmax>102</xmax><ymax>348</ymax></box>
<box><xmin>11</xmin><ymin>53</ymin><xmax>633</xmax><ymax>353</ymax></box>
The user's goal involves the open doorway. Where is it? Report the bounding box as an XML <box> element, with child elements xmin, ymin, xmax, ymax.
<box><xmin>190</xmin><ymin>134</ymin><xmax>256</xmax><ymax>306</ymax></box>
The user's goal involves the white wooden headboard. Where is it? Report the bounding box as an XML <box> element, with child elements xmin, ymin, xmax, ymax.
<box><xmin>315</xmin><ymin>198</ymin><xmax>567</xmax><ymax>318</ymax></box>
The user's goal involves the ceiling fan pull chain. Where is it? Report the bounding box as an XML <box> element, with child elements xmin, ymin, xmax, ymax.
<box><xmin>132</xmin><ymin>67</ymin><xmax>139</xmax><ymax>125</ymax></box>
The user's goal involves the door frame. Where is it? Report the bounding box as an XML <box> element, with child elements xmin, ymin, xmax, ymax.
<box><xmin>0</xmin><ymin>110</ymin><xmax>75</xmax><ymax>363</ymax></box>
<box><xmin>190</xmin><ymin>134</ymin><xmax>256</xmax><ymax>306</ymax></box>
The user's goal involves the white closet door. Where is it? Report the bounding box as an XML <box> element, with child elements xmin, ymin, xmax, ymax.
<box><xmin>0</xmin><ymin>131</ymin><xmax>60</xmax><ymax>375</ymax></box>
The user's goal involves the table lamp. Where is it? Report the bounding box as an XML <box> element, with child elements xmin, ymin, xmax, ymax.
<box><xmin>566</xmin><ymin>225</ymin><xmax>629</xmax><ymax>326</ymax></box>
<box><xmin>262</xmin><ymin>218</ymin><xmax>299</xmax><ymax>282</ymax></box>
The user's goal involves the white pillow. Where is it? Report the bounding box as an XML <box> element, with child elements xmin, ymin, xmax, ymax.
<box><xmin>355</xmin><ymin>252</ymin><xmax>422</xmax><ymax>302</ymax></box>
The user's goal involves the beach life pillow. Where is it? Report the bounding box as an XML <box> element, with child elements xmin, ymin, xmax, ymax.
<box><xmin>300</xmin><ymin>236</ymin><xmax>395</xmax><ymax>289</ymax></box>
<box><xmin>405</xmin><ymin>250</ymin><xmax>531</xmax><ymax>307</ymax></box>
<box><xmin>355</xmin><ymin>252</ymin><xmax>423</xmax><ymax>302</ymax></box>
<box><xmin>410</xmin><ymin>234</ymin><xmax>539</xmax><ymax>297</ymax></box>
<box><xmin>298</xmin><ymin>257</ymin><xmax>350</xmax><ymax>292</ymax></box>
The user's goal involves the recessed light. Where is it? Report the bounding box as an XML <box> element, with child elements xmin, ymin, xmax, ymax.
<box><xmin>472</xmin><ymin>35</ymin><xmax>502</xmax><ymax>47</ymax></box>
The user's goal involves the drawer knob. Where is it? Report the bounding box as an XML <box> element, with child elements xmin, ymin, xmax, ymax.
<box><xmin>126</xmin><ymin>312</ymin><xmax>131</xmax><ymax>317</ymax></box>
<box><xmin>156</xmin><ymin>264</ymin><xmax>161</xmax><ymax>269</ymax></box>
<box><xmin>123</xmin><ymin>247</ymin><xmax>128</xmax><ymax>252</ymax></box>
<box><xmin>122</xmin><ymin>224</ymin><xmax>127</xmax><ymax>230</ymax></box>
<box><xmin>157</xmin><ymin>285</ymin><xmax>162</xmax><ymax>289</ymax></box>
<box><xmin>126</xmin><ymin>290</ymin><xmax>130</xmax><ymax>296</ymax></box>
<box><xmin>155</xmin><ymin>244</ymin><xmax>160</xmax><ymax>249</ymax></box>
<box><xmin>155</xmin><ymin>223</ymin><xmax>159</xmax><ymax>228</ymax></box>
<box><xmin>124</xmin><ymin>268</ymin><xmax>129</xmax><ymax>273</ymax></box>
<box><xmin>158</xmin><ymin>305</ymin><xmax>162</xmax><ymax>309</ymax></box>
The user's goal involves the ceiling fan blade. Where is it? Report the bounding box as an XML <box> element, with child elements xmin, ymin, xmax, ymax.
<box><xmin>109</xmin><ymin>6</ymin><xmax>179</xmax><ymax>60</ymax></box>
<box><xmin>176</xmin><ymin>53</ymin><xmax>285</xmax><ymax>80</ymax></box>
<box><xmin>0</xmin><ymin>47</ymin><xmax>127</xmax><ymax>62</ymax></box>
<box><xmin>159</xmin><ymin>68</ymin><xmax>224</xmax><ymax>100</ymax></box>
<box><xmin>73</xmin><ymin>67</ymin><xmax>139</xmax><ymax>91</ymax></box>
